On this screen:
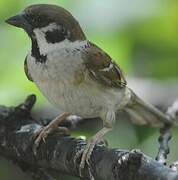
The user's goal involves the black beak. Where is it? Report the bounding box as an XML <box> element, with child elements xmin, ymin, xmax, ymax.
<box><xmin>5</xmin><ymin>13</ymin><xmax>33</xmax><ymax>35</ymax></box>
<box><xmin>6</xmin><ymin>13</ymin><xmax>27</xmax><ymax>28</ymax></box>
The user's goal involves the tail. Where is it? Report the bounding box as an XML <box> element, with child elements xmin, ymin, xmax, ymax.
<box><xmin>124</xmin><ymin>89</ymin><xmax>171</xmax><ymax>127</ymax></box>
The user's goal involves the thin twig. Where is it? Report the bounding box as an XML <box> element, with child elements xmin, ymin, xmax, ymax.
<box><xmin>156</xmin><ymin>100</ymin><xmax>178</xmax><ymax>164</ymax></box>
<box><xmin>156</xmin><ymin>123</ymin><xmax>172</xmax><ymax>164</ymax></box>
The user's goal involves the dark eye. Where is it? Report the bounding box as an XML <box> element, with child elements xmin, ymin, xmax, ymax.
<box><xmin>24</xmin><ymin>14</ymin><xmax>38</xmax><ymax>27</ymax></box>
<box><xmin>45</xmin><ymin>27</ymin><xmax>69</xmax><ymax>43</ymax></box>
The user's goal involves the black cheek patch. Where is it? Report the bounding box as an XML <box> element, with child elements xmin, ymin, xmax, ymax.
<box><xmin>45</xmin><ymin>29</ymin><xmax>66</xmax><ymax>43</ymax></box>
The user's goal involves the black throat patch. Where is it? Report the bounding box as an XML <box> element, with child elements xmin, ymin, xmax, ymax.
<box><xmin>31</xmin><ymin>39</ymin><xmax>47</xmax><ymax>63</ymax></box>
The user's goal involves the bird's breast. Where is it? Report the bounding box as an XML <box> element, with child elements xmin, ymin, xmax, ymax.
<box><xmin>26</xmin><ymin>49</ymin><xmax>126</xmax><ymax>118</ymax></box>
<box><xmin>26</xmin><ymin>50</ymin><xmax>98</xmax><ymax>116</ymax></box>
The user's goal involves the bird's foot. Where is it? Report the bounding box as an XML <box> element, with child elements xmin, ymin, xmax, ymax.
<box><xmin>74</xmin><ymin>137</ymin><xmax>105</xmax><ymax>177</ymax></box>
<box><xmin>74</xmin><ymin>127</ymin><xmax>111</xmax><ymax>177</ymax></box>
<box><xmin>33</xmin><ymin>112</ymin><xmax>70</xmax><ymax>150</ymax></box>
<box><xmin>34</xmin><ymin>125</ymin><xmax>70</xmax><ymax>147</ymax></box>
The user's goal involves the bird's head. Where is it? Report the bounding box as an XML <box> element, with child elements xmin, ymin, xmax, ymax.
<box><xmin>6</xmin><ymin>4</ymin><xmax>86</xmax><ymax>45</ymax></box>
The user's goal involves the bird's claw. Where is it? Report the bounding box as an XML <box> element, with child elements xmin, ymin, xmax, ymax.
<box><xmin>74</xmin><ymin>140</ymin><xmax>97</xmax><ymax>177</ymax></box>
<box><xmin>32</xmin><ymin>127</ymin><xmax>49</xmax><ymax>155</ymax></box>
<box><xmin>74</xmin><ymin>137</ymin><xmax>108</xmax><ymax>177</ymax></box>
<box><xmin>32</xmin><ymin>125</ymin><xmax>70</xmax><ymax>155</ymax></box>
<box><xmin>34</xmin><ymin>127</ymin><xmax>49</xmax><ymax>145</ymax></box>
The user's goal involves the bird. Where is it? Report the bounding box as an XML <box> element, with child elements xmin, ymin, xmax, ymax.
<box><xmin>6</xmin><ymin>4</ymin><xmax>172</xmax><ymax>175</ymax></box>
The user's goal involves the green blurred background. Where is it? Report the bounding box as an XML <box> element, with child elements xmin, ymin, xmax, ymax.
<box><xmin>0</xmin><ymin>0</ymin><xmax>178</xmax><ymax>179</ymax></box>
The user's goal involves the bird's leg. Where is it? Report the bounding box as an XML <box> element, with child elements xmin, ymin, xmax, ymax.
<box><xmin>74</xmin><ymin>110</ymin><xmax>115</xmax><ymax>177</ymax></box>
<box><xmin>34</xmin><ymin>112</ymin><xmax>70</xmax><ymax>146</ymax></box>
<box><xmin>78</xmin><ymin>126</ymin><xmax>112</xmax><ymax>176</ymax></box>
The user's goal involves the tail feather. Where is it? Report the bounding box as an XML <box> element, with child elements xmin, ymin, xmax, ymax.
<box><xmin>125</xmin><ymin>89</ymin><xmax>171</xmax><ymax>127</ymax></box>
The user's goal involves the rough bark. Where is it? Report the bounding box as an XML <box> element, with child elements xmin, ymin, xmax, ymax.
<box><xmin>0</xmin><ymin>95</ymin><xmax>178</xmax><ymax>180</ymax></box>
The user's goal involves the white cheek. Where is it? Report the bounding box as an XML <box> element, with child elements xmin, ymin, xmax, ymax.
<box><xmin>33</xmin><ymin>23</ymin><xmax>87</xmax><ymax>56</ymax></box>
<box><xmin>26</xmin><ymin>54</ymin><xmax>51</xmax><ymax>84</ymax></box>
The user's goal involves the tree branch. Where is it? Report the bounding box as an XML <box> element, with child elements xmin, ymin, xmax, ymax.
<box><xmin>0</xmin><ymin>95</ymin><xmax>178</xmax><ymax>180</ymax></box>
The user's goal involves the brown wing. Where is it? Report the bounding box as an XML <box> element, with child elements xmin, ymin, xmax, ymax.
<box><xmin>83</xmin><ymin>42</ymin><xmax>127</xmax><ymax>88</ymax></box>
<box><xmin>24</xmin><ymin>56</ymin><xmax>33</xmax><ymax>82</ymax></box>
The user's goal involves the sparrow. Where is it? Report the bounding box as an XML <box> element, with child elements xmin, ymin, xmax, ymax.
<box><xmin>6</xmin><ymin>4</ymin><xmax>172</xmax><ymax>174</ymax></box>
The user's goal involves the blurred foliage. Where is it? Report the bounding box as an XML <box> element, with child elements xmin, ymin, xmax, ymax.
<box><xmin>0</xmin><ymin>0</ymin><xmax>178</xmax><ymax>179</ymax></box>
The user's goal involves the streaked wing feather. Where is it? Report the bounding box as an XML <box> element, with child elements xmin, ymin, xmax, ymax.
<box><xmin>83</xmin><ymin>42</ymin><xmax>127</xmax><ymax>88</ymax></box>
